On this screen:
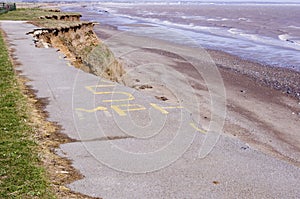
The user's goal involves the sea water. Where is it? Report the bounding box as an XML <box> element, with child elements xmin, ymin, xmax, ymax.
<box><xmin>61</xmin><ymin>0</ymin><xmax>300</xmax><ymax>71</ymax></box>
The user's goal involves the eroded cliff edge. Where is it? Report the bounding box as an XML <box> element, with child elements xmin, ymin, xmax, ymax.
<box><xmin>28</xmin><ymin>13</ymin><xmax>124</xmax><ymax>82</ymax></box>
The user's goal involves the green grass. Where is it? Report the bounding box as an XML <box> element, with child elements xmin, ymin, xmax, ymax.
<box><xmin>0</xmin><ymin>31</ymin><xmax>55</xmax><ymax>198</ymax></box>
<box><xmin>0</xmin><ymin>8</ymin><xmax>79</xmax><ymax>21</ymax></box>
<box><xmin>0</xmin><ymin>8</ymin><xmax>85</xmax><ymax>29</ymax></box>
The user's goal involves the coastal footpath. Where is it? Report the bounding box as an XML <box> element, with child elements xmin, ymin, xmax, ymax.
<box><xmin>1</xmin><ymin>6</ymin><xmax>300</xmax><ymax>198</ymax></box>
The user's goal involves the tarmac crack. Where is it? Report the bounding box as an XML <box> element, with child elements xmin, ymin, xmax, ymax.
<box><xmin>77</xmin><ymin>135</ymin><xmax>133</xmax><ymax>143</ymax></box>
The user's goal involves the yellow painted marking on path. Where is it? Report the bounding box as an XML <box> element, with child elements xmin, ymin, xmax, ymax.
<box><xmin>76</xmin><ymin>106</ymin><xmax>107</xmax><ymax>113</ymax></box>
<box><xmin>86</xmin><ymin>85</ymin><xmax>134</xmax><ymax>102</ymax></box>
<box><xmin>86</xmin><ymin>84</ymin><xmax>115</xmax><ymax>93</ymax></box>
<box><xmin>189</xmin><ymin>122</ymin><xmax>207</xmax><ymax>134</ymax></box>
<box><xmin>150</xmin><ymin>103</ymin><xmax>184</xmax><ymax>114</ymax></box>
<box><xmin>97</xmin><ymin>91</ymin><xmax>135</xmax><ymax>102</ymax></box>
<box><xmin>111</xmin><ymin>104</ymin><xmax>146</xmax><ymax>116</ymax></box>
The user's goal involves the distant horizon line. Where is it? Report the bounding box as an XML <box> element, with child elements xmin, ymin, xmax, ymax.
<box><xmin>18</xmin><ymin>0</ymin><xmax>300</xmax><ymax>3</ymax></box>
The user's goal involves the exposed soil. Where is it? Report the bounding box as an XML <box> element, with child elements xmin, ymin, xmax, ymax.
<box><xmin>29</xmin><ymin>16</ymin><xmax>124</xmax><ymax>82</ymax></box>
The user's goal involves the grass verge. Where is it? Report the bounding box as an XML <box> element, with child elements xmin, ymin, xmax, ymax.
<box><xmin>0</xmin><ymin>8</ymin><xmax>82</xmax><ymax>28</ymax></box>
<box><xmin>0</xmin><ymin>8</ymin><xmax>79</xmax><ymax>21</ymax></box>
<box><xmin>0</xmin><ymin>31</ymin><xmax>54</xmax><ymax>198</ymax></box>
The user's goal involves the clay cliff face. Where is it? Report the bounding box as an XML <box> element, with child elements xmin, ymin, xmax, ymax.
<box><xmin>28</xmin><ymin>20</ymin><xmax>124</xmax><ymax>82</ymax></box>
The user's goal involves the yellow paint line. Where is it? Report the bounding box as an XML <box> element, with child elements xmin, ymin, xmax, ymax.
<box><xmin>101</xmin><ymin>91</ymin><xmax>135</xmax><ymax>102</ymax></box>
<box><xmin>76</xmin><ymin>106</ymin><xmax>107</xmax><ymax>113</ymax></box>
<box><xmin>111</xmin><ymin>104</ymin><xmax>146</xmax><ymax>116</ymax></box>
<box><xmin>150</xmin><ymin>103</ymin><xmax>184</xmax><ymax>114</ymax></box>
<box><xmin>189</xmin><ymin>122</ymin><xmax>207</xmax><ymax>134</ymax></box>
<box><xmin>86</xmin><ymin>85</ymin><xmax>115</xmax><ymax>93</ymax></box>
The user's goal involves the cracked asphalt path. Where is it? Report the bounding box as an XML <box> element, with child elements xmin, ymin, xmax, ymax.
<box><xmin>1</xmin><ymin>21</ymin><xmax>299</xmax><ymax>198</ymax></box>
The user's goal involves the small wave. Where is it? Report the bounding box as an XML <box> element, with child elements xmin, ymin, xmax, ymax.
<box><xmin>238</xmin><ymin>18</ymin><xmax>249</xmax><ymax>21</ymax></box>
<box><xmin>221</xmin><ymin>18</ymin><xmax>229</xmax><ymax>21</ymax></box>
<box><xmin>288</xmin><ymin>25</ymin><xmax>300</xmax><ymax>29</ymax></box>
<box><xmin>279</xmin><ymin>34</ymin><xmax>300</xmax><ymax>48</ymax></box>
<box><xmin>228</xmin><ymin>28</ymin><xmax>243</xmax><ymax>35</ymax></box>
<box><xmin>207</xmin><ymin>18</ymin><xmax>219</xmax><ymax>22</ymax></box>
<box><xmin>207</xmin><ymin>17</ymin><xmax>229</xmax><ymax>22</ymax></box>
<box><xmin>181</xmin><ymin>15</ymin><xmax>206</xmax><ymax>20</ymax></box>
<box><xmin>114</xmin><ymin>13</ymin><xmax>219</xmax><ymax>34</ymax></box>
<box><xmin>294</xmin><ymin>40</ymin><xmax>300</xmax><ymax>45</ymax></box>
<box><xmin>278</xmin><ymin>34</ymin><xmax>290</xmax><ymax>41</ymax></box>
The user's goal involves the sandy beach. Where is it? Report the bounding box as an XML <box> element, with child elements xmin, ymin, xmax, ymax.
<box><xmin>91</xmin><ymin>23</ymin><xmax>300</xmax><ymax>167</ymax></box>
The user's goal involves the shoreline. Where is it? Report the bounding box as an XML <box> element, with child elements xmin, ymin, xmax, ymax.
<box><xmin>94</xmin><ymin>23</ymin><xmax>300</xmax><ymax>100</ymax></box>
<box><xmin>76</xmin><ymin>2</ymin><xmax>300</xmax><ymax>71</ymax></box>
<box><xmin>207</xmin><ymin>48</ymin><xmax>300</xmax><ymax>100</ymax></box>
<box><xmin>92</xmin><ymin>24</ymin><xmax>300</xmax><ymax>167</ymax></box>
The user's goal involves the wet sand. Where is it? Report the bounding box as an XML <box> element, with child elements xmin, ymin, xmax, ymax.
<box><xmin>94</xmin><ymin>25</ymin><xmax>300</xmax><ymax>167</ymax></box>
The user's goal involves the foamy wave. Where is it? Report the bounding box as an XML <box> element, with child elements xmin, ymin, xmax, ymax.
<box><xmin>278</xmin><ymin>34</ymin><xmax>300</xmax><ymax>48</ymax></box>
<box><xmin>278</xmin><ymin>34</ymin><xmax>290</xmax><ymax>41</ymax></box>
<box><xmin>207</xmin><ymin>18</ymin><xmax>219</xmax><ymax>22</ymax></box>
<box><xmin>238</xmin><ymin>17</ymin><xmax>251</xmax><ymax>22</ymax></box>
<box><xmin>114</xmin><ymin>13</ymin><xmax>220</xmax><ymax>34</ymax></box>
<box><xmin>288</xmin><ymin>25</ymin><xmax>300</xmax><ymax>29</ymax></box>
<box><xmin>228</xmin><ymin>28</ymin><xmax>243</xmax><ymax>35</ymax></box>
<box><xmin>294</xmin><ymin>40</ymin><xmax>300</xmax><ymax>45</ymax></box>
<box><xmin>227</xmin><ymin>28</ymin><xmax>300</xmax><ymax>51</ymax></box>
<box><xmin>181</xmin><ymin>15</ymin><xmax>206</xmax><ymax>20</ymax></box>
<box><xmin>228</xmin><ymin>29</ymin><xmax>263</xmax><ymax>43</ymax></box>
<box><xmin>158</xmin><ymin>19</ymin><xmax>222</xmax><ymax>34</ymax></box>
<box><xmin>207</xmin><ymin>18</ymin><xmax>229</xmax><ymax>22</ymax></box>
<box><xmin>97</xmin><ymin>8</ymin><xmax>300</xmax><ymax>52</ymax></box>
